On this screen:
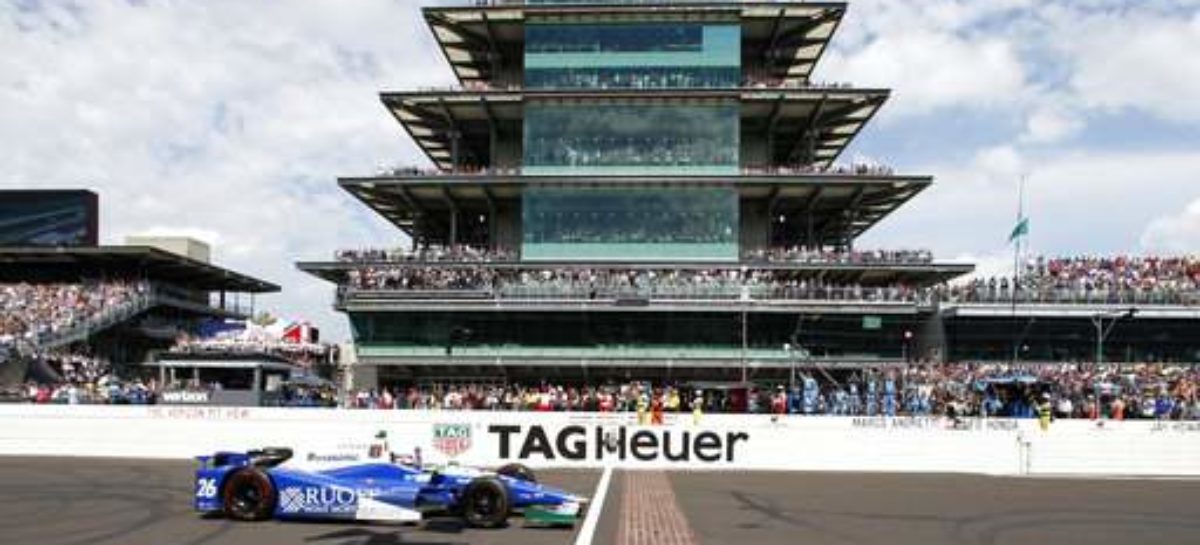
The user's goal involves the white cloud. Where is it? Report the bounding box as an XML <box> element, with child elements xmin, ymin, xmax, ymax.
<box><xmin>3</xmin><ymin>0</ymin><xmax>1198</xmax><ymax>344</ymax></box>
<box><xmin>1057</xmin><ymin>11</ymin><xmax>1200</xmax><ymax>122</ymax></box>
<box><xmin>822</xmin><ymin>30</ymin><xmax>1026</xmax><ymax>119</ymax></box>
<box><xmin>1021</xmin><ymin>106</ymin><xmax>1084</xmax><ymax>143</ymax></box>
<box><xmin>0</xmin><ymin>0</ymin><xmax>453</xmax><ymax>340</ymax></box>
<box><xmin>859</xmin><ymin>149</ymin><xmax>1200</xmax><ymax>258</ymax></box>
<box><xmin>1141</xmin><ymin>198</ymin><xmax>1200</xmax><ymax>254</ymax></box>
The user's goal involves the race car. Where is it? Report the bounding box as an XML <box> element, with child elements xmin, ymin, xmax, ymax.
<box><xmin>193</xmin><ymin>445</ymin><xmax>586</xmax><ymax>528</ymax></box>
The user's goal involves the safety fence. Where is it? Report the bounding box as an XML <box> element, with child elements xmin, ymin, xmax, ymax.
<box><xmin>0</xmin><ymin>406</ymin><xmax>1196</xmax><ymax>477</ymax></box>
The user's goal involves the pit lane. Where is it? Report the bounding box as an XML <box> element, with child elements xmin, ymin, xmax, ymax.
<box><xmin>3</xmin><ymin>458</ymin><xmax>1199</xmax><ymax>545</ymax></box>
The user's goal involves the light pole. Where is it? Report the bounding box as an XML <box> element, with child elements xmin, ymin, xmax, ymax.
<box><xmin>740</xmin><ymin>308</ymin><xmax>748</xmax><ymax>383</ymax></box>
<box><xmin>1091</xmin><ymin>308</ymin><xmax>1137</xmax><ymax>364</ymax></box>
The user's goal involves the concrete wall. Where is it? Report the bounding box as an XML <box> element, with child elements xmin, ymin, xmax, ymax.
<box><xmin>1</xmin><ymin>406</ymin><xmax>1198</xmax><ymax>477</ymax></box>
<box><xmin>125</xmin><ymin>236</ymin><xmax>211</xmax><ymax>263</ymax></box>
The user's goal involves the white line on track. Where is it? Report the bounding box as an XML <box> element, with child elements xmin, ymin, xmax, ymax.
<box><xmin>574</xmin><ymin>466</ymin><xmax>614</xmax><ymax>545</ymax></box>
<box><xmin>1008</xmin><ymin>473</ymin><xmax>1200</xmax><ymax>482</ymax></box>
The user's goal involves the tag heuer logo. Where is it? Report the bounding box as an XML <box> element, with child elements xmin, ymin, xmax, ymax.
<box><xmin>432</xmin><ymin>423</ymin><xmax>472</xmax><ymax>458</ymax></box>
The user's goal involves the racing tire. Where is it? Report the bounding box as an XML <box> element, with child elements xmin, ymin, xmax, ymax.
<box><xmin>461</xmin><ymin>477</ymin><xmax>510</xmax><ymax>529</ymax></box>
<box><xmin>222</xmin><ymin>468</ymin><xmax>276</xmax><ymax>521</ymax></box>
<box><xmin>496</xmin><ymin>463</ymin><xmax>537</xmax><ymax>483</ymax></box>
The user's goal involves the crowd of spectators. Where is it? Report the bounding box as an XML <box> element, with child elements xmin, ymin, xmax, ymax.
<box><xmin>375</xmin><ymin>163</ymin><xmax>895</xmax><ymax>178</ymax></box>
<box><xmin>403</xmin><ymin>74</ymin><xmax>859</xmax><ymax>92</ymax></box>
<box><xmin>743</xmin><ymin>77</ymin><xmax>854</xmax><ymax>90</ymax></box>
<box><xmin>0</xmin><ymin>281</ymin><xmax>150</xmax><ymax>348</ymax></box>
<box><xmin>8</xmin><ymin>377</ymin><xmax>158</xmax><ymax>405</ymax></box>
<box><xmin>741</xmin><ymin>163</ymin><xmax>896</xmax><ymax>176</ymax></box>
<box><xmin>343</xmin><ymin>265</ymin><xmax>919</xmax><ymax>302</ymax></box>
<box><xmin>335</xmin><ymin>244</ymin><xmax>929</xmax><ymax>266</ymax></box>
<box><xmin>1</xmin><ymin>348</ymin><xmax>157</xmax><ymax>405</ymax></box>
<box><xmin>345</xmin><ymin>362</ymin><xmax>1200</xmax><ymax>421</ymax></box>
<box><xmin>333</xmin><ymin>252</ymin><xmax>1197</xmax><ymax>306</ymax></box>
<box><xmin>943</xmin><ymin>256</ymin><xmax>1200</xmax><ymax>305</ymax></box>
<box><xmin>170</xmin><ymin>335</ymin><xmax>334</xmax><ymax>368</ymax></box>
<box><xmin>336</xmin><ymin>245</ymin><xmax>515</xmax><ymax>263</ymax></box>
<box><xmin>743</xmin><ymin>247</ymin><xmax>933</xmax><ymax>265</ymax></box>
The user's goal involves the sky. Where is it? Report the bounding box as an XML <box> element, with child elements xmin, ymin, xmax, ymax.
<box><xmin>1</xmin><ymin>0</ymin><xmax>1198</xmax><ymax>341</ymax></box>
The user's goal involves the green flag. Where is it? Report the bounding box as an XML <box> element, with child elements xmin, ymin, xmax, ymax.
<box><xmin>1009</xmin><ymin>216</ymin><xmax>1029</xmax><ymax>243</ymax></box>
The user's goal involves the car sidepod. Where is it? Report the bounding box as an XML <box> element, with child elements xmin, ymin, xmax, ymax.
<box><xmin>268</xmin><ymin>466</ymin><xmax>426</xmax><ymax>522</ymax></box>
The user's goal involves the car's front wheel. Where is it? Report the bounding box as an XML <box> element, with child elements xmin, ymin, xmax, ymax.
<box><xmin>222</xmin><ymin>468</ymin><xmax>276</xmax><ymax>521</ymax></box>
<box><xmin>461</xmin><ymin>477</ymin><xmax>510</xmax><ymax>528</ymax></box>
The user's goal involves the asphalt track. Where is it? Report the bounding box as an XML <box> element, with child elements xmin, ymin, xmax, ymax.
<box><xmin>2</xmin><ymin>458</ymin><xmax>1199</xmax><ymax>545</ymax></box>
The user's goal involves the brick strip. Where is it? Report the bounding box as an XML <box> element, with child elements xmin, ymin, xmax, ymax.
<box><xmin>616</xmin><ymin>471</ymin><xmax>699</xmax><ymax>545</ymax></box>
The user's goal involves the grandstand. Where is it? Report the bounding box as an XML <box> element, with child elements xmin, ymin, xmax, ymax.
<box><xmin>0</xmin><ymin>244</ymin><xmax>279</xmax><ymax>386</ymax></box>
<box><xmin>298</xmin><ymin>0</ymin><xmax>1199</xmax><ymax>391</ymax></box>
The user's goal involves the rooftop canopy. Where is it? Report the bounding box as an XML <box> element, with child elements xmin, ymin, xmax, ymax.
<box><xmin>382</xmin><ymin>87</ymin><xmax>887</xmax><ymax>171</ymax></box>
<box><xmin>424</xmin><ymin>1</ymin><xmax>846</xmax><ymax>86</ymax></box>
<box><xmin>0</xmin><ymin>246</ymin><xmax>279</xmax><ymax>293</ymax></box>
<box><xmin>338</xmin><ymin>172</ymin><xmax>928</xmax><ymax>246</ymax></box>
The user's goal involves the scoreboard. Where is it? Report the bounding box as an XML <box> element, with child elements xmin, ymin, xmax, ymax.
<box><xmin>0</xmin><ymin>190</ymin><xmax>99</xmax><ymax>247</ymax></box>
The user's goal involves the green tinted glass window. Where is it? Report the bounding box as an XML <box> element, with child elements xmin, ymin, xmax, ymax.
<box><xmin>522</xmin><ymin>187</ymin><xmax>738</xmax><ymax>261</ymax></box>
<box><xmin>522</xmin><ymin>101</ymin><xmax>739</xmax><ymax>175</ymax></box>
<box><xmin>525</xmin><ymin>23</ymin><xmax>740</xmax><ymax>89</ymax></box>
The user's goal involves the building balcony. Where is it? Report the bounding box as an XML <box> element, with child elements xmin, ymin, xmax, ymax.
<box><xmin>297</xmin><ymin>259</ymin><xmax>972</xmax><ymax>301</ymax></box>
<box><xmin>368</xmin><ymin>163</ymin><xmax>899</xmax><ymax>179</ymax></box>
<box><xmin>355</xmin><ymin>343</ymin><xmax>898</xmax><ymax>369</ymax></box>
<box><xmin>334</xmin><ymin>284</ymin><xmax>926</xmax><ymax>314</ymax></box>
<box><xmin>381</xmin><ymin>86</ymin><xmax>887</xmax><ymax>171</ymax></box>
<box><xmin>336</xmin><ymin>170</ymin><xmax>929</xmax><ymax>247</ymax></box>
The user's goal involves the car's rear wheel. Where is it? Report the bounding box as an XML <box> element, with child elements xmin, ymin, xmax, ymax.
<box><xmin>222</xmin><ymin>468</ymin><xmax>276</xmax><ymax>521</ymax></box>
<box><xmin>461</xmin><ymin>477</ymin><xmax>510</xmax><ymax>528</ymax></box>
<box><xmin>496</xmin><ymin>463</ymin><xmax>537</xmax><ymax>483</ymax></box>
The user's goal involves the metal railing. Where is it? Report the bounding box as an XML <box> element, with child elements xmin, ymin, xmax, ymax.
<box><xmin>338</xmin><ymin>284</ymin><xmax>1200</xmax><ymax>308</ymax></box>
<box><xmin>940</xmin><ymin>288</ymin><xmax>1200</xmax><ymax>307</ymax></box>
<box><xmin>27</xmin><ymin>293</ymin><xmax>154</xmax><ymax>350</ymax></box>
<box><xmin>339</xmin><ymin>284</ymin><xmax>922</xmax><ymax>305</ymax></box>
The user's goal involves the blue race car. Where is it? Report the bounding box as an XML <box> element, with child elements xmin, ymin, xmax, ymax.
<box><xmin>194</xmin><ymin>446</ymin><xmax>586</xmax><ymax>528</ymax></box>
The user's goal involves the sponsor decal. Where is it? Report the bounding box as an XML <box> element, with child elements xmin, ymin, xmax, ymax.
<box><xmin>195</xmin><ymin>478</ymin><xmax>217</xmax><ymax>498</ymax></box>
<box><xmin>148</xmin><ymin>406</ymin><xmax>250</xmax><ymax>420</ymax></box>
<box><xmin>278</xmin><ymin>485</ymin><xmax>370</xmax><ymax>515</ymax></box>
<box><xmin>488</xmin><ymin>424</ymin><xmax>748</xmax><ymax>463</ymax></box>
<box><xmin>161</xmin><ymin>391</ymin><xmax>211</xmax><ymax>404</ymax></box>
<box><xmin>432</xmin><ymin>423</ymin><xmax>472</xmax><ymax>458</ymax></box>
<box><xmin>1151</xmin><ymin>421</ymin><xmax>1200</xmax><ymax>433</ymax></box>
<box><xmin>850</xmin><ymin>416</ymin><xmax>1019</xmax><ymax>431</ymax></box>
<box><xmin>306</xmin><ymin>452</ymin><xmax>361</xmax><ymax>463</ymax></box>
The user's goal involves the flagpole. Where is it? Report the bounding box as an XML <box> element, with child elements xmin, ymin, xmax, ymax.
<box><xmin>1010</xmin><ymin>176</ymin><xmax>1026</xmax><ymax>365</ymax></box>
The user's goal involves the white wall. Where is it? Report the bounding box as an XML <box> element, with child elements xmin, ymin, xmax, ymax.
<box><xmin>1</xmin><ymin>406</ymin><xmax>1198</xmax><ymax>477</ymax></box>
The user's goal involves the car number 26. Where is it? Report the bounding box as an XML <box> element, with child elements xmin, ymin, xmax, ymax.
<box><xmin>196</xmin><ymin>478</ymin><xmax>218</xmax><ymax>498</ymax></box>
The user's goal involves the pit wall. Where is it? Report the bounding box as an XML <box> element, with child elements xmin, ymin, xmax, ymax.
<box><xmin>1</xmin><ymin>405</ymin><xmax>1198</xmax><ymax>477</ymax></box>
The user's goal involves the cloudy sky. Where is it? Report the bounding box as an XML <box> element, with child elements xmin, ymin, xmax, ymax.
<box><xmin>2</xmin><ymin>0</ymin><xmax>1198</xmax><ymax>341</ymax></box>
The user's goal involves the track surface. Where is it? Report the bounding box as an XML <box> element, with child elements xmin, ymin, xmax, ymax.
<box><xmin>0</xmin><ymin>458</ymin><xmax>598</xmax><ymax>545</ymax></box>
<box><xmin>2</xmin><ymin>458</ymin><xmax>1199</xmax><ymax>545</ymax></box>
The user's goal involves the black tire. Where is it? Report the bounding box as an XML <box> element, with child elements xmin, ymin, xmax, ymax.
<box><xmin>222</xmin><ymin>468</ymin><xmax>276</xmax><ymax>521</ymax></box>
<box><xmin>461</xmin><ymin>477</ymin><xmax>510</xmax><ymax>529</ymax></box>
<box><xmin>496</xmin><ymin>463</ymin><xmax>537</xmax><ymax>483</ymax></box>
